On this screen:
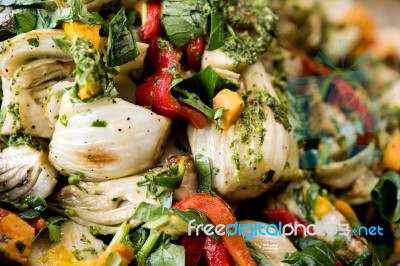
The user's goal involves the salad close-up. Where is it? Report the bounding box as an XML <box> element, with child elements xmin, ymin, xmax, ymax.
<box><xmin>0</xmin><ymin>0</ymin><xmax>399</xmax><ymax>265</ymax></box>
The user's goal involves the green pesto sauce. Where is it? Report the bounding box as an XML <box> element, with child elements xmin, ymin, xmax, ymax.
<box><xmin>7</xmin><ymin>102</ymin><xmax>20</xmax><ymax>126</ymax></box>
<box><xmin>229</xmin><ymin>89</ymin><xmax>290</xmax><ymax>179</ymax></box>
<box><xmin>230</xmin><ymin>92</ymin><xmax>268</xmax><ymax>179</ymax></box>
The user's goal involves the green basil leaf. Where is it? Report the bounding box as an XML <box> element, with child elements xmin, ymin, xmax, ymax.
<box><xmin>207</xmin><ymin>8</ymin><xmax>224</xmax><ymax>50</ymax></box>
<box><xmin>371</xmin><ymin>171</ymin><xmax>400</xmax><ymax>223</ymax></box>
<box><xmin>146</xmin><ymin>243</ymin><xmax>185</xmax><ymax>266</ymax></box>
<box><xmin>282</xmin><ymin>242</ymin><xmax>337</xmax><ymax>266</ymax></box>
<box><xmin>295</xmin><ymin>237</ymin><xmax>326</xmax><ymax>251</ymax></box>
<box><xmin>132</xmin><ymin>202</ymin><xmax>173</xmax><ymax>223</ymax></box>
<box><xmin>161</xmin><ymin>0</ymin><xmax>208</xmax><ymax>47</ymax></box>
<box><xmin>179</xmin><ymin>65</ymin><xmax>239</xmax><ymax>106</ymax></box>
<box><xmin>14</xmin><ymin>7</ymin><xmax>36</xmax><ymax>33</ymax></box>
<box><xmin>195</xmin><ymin>154</ymin><xmax>213</xmax><ymax>194</ymax></box>
<box><xmin>107</xmin><ymin>8</ymin><xmax>139</xmax><ymax>67</ymax></box>
<box><xmin>172</xmin><ymin>87</ymin><xmax>216</xmax><ymax>118</ymax></box>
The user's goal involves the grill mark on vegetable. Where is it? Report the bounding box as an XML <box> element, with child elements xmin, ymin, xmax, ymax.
<box><xmin>80</xmin><ymin>147</ymin><xmax>118</xmax><ymax>165</ymax></box>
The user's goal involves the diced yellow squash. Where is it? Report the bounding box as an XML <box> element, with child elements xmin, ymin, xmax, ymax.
<box><xmin>62</xmin><ymin>22</ymin><xmax>102</xmax><ymax>51</ymax></box>
<box><xmin>0</xmin><ymin>214</ymin><xmax>35</xmax><ymax>265</ymax></box>
<box><xmin>314</xmin><ymin>195</ymin><xmax>332</xmax><ymax>218</ymax></box>
<box><xmin>38</xmin><ymin>245</ymin><xmax>96</xmax><ymax>266</ymax></box>
<box><xmin>213</xmin><ymin>89</ymin><xmax>245</xmax><ymax>130</ymax></box>
<box><xmin>383</xmin><ymin>132</ymin><xmax>400</xmax><ymax>171</ymax></box>
<box><xmin>97</xmin><ymin>243</ymin><xmax>135</xmax><ymax>266</ymax></box>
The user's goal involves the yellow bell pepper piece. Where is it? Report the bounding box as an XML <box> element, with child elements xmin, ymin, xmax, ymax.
<box><xmin>383</xmin><ymin>132</ymin><xmax>400</xmax><ymax>171</ymax></box>
<box><xmin>62</xmin><ymin>22</ymin><xmax>102</xmax><ymax>51</ymax></box>
<box><xmin>213</xmin><ymin>89</ymin><xmax>245</xmax><ymax>130</ymax></box>
<box><xmin>314</xmin><ymin>195</ymin><xmax>332</xmax><ymax>218</ymax></box>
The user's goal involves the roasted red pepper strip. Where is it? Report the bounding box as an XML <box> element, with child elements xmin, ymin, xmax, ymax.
<box><xmin>140</xmin><ymin>0</ymin><xmax>162</xmax><ymax>43</ymax></box>
<box><xmin>26</xmin><ymin>217</ymin><xmax>46</xmax><ymax>233</ymax></box>
<box><xmin>0</xmin><ymin>208</ymin><xmax>11</xmax><ymax>219</ymax></box>
<box><xmin>136</xmin><ymin>39</ymin><xmax>207</xmax><ymax>128</ymax></box>
<box><xmin>174</xmin><ymin>193</ymin><xmax>255</xmax><ymax>266</ymax></box>
<box><xmin>181</xmin><ymin>234</ymin><xmax>207</xmax><ymax>265</ymax></box>
<box><xmin>204</xmin><ymin>236</ymin><xmax>235</xmax><ymax>266</ymax></box>
<box><xmin>185</xmin><ymin>36</ymin><xmax>205</xmax><ymax>70</ymax></box>
<box><xmin>263</xmin><ymin>209</ymin><xmax>310</xmax><ymax>236</ymax></box>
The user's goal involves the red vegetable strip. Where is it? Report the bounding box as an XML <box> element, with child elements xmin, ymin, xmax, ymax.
<box><xmin>174</xmin><ymin>193</ymin><xmax>255</xmax><ymax>266</ymax></box>
<box><xmin>140</xmin><ymin>0</ymin><xmax>162</xmax><ymax>42</ymax></box>
<box><xmin>180</xmin><ymin>234</ymin><xmax>207</xmax><ymax>266</ymax></box>
<box><xmin>263</xmin><ymin>209</ymin><xmax>310</xmax><ymax>236</ymax></box>
<box><xmin>185</xmin><ymin>36</ymin><xmax>205</xmax><ymax>70</ymax></box>
<box><xmin>204</xmin><ymin>236</ymin><xmax>235</xmax><ymax>266</ymax></box>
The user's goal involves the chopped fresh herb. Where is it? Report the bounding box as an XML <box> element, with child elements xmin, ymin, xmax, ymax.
<box><xmin>2</xmin><ymin>131</ymin><xmax>47</xmax><ymax>151</ymax></box>
<box><xmin>177</xmin><ymin>65</ymin><xmax>239</xmax><ymax>106</ymax></box>
<box><xmin>15</xmin><ymin>241</ymin><xmax>26</xmax><ymax>253</ymax></box>
<box><xmin>59</xmin><ymin>114</ymin><xmax>68</xmax><ymax>127</ymax></box>
<box><xmin>107</xmin><ymin>8</ymin><xmax>139</xmax><ymax>67</ymax></box>
<box><xmin>46</xmin><ymin>217</ymin><xmax>69</xmax><ymax>243</ymax></box>
<box><xmin>91</xmin><ymin>120</ymin><xmax>107</xmax><ymax>127</ymax></box>
<box><xmin>262</xmin><ymin>170</ymin><xmax>275</xmax><ymax>183</ymax></box>
<box><xmin>0</xmin><ymin>195</ymin><xmax>47</xmax><ymax>219</ymax></box>
<box><xmin>68</xmin><ymin>172</ymin><xmax>84</xmax><ymax>184</ymax></box>
<box><xmin>27</xmin><ymin>37</ymin><xmax>39</xmax><ymax>47</ymax></box>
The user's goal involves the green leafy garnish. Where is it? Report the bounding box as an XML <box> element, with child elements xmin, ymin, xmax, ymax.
<box><xmin>0</xmin><ymin>195</ymin><xmax>47</xmax><ymax>219</ymax></box>
<box><xmin>107</xmin><ymin>8</ymin><xmax>139</xmax><ymax>67</ymax></box>
<box><xmin>207</xmin><ymin>8</ymin><xmax>224</xmax><ymax>50</ymax></box>
<box><xmin>371</xmin><ymin>171</ymin><xmax>400</xmax><ymax>223</ymax></box>
<box><xmin>91</xmin><ymin>120</ymin><xmax>107</xmax><ymax>127</ymax></box>
<box><xmin>195</xmin><ymin>154</ymin><xmax>216</xmax><ymax>194</ymax></box>
<box><xmin>46</xmin><ymin>217</ymin><xmax>69</xmax><ymax>243</ymax></box>
<box><xmin>177</xmin><ymin>65</ymin><xmax>239</xmax><ymax>106</ymax></box>
<box><xmin>282</xmin><ymin>241</ymin><xmax>337</xmax><ymax>266</ymax></box>
<box><xmin>161</xmin><ymin>0</ymin><xmax>208</xmax><ymax>47</ymax></box>
<box><xmin>27</xmin><ymin>37</ymin><xmax>39</xmax><ymax>47</ymax></box>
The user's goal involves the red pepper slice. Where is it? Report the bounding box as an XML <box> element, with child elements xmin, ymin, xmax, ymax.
<box><xmin>185</xmin><ymin>36</ymin><xmax>205</xmax><ymax>70</ymax></box>
<box><xmin>174</xmin><ymin>193</ymin><xmax>255</xmax><ymax>266</ymax></box>
<box><xmin>204</xmin><ymin>236</ymin><xmax>235</xmax><ymax>266</ymax></box>
<box><xmin>263</xmin><ymin>209</ymin><xmax>310</xmax><ymax>236</ymax></box>
<box><xmin>181</xmin><ymin>234</ymin><xmax>207</xmax><ymax>265</ymax></box>
<box><xmin>136</xmin><ymin>39</ymin><xmax>206</xmax><ymax>128</ymax></box>
<box><xmin>26</xmin><ymin>217</ymin><xmax>46</xmax><ymax>233</ymax></box>
<box><xmin>0</xmin><ymin>208</ymin><xmax>11</xmax><ymax>219</ymax></box>
<box><xmin>140</xmin><ymin>0</ymin><xmax>162</xmax><ymax>43</ymax></box>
